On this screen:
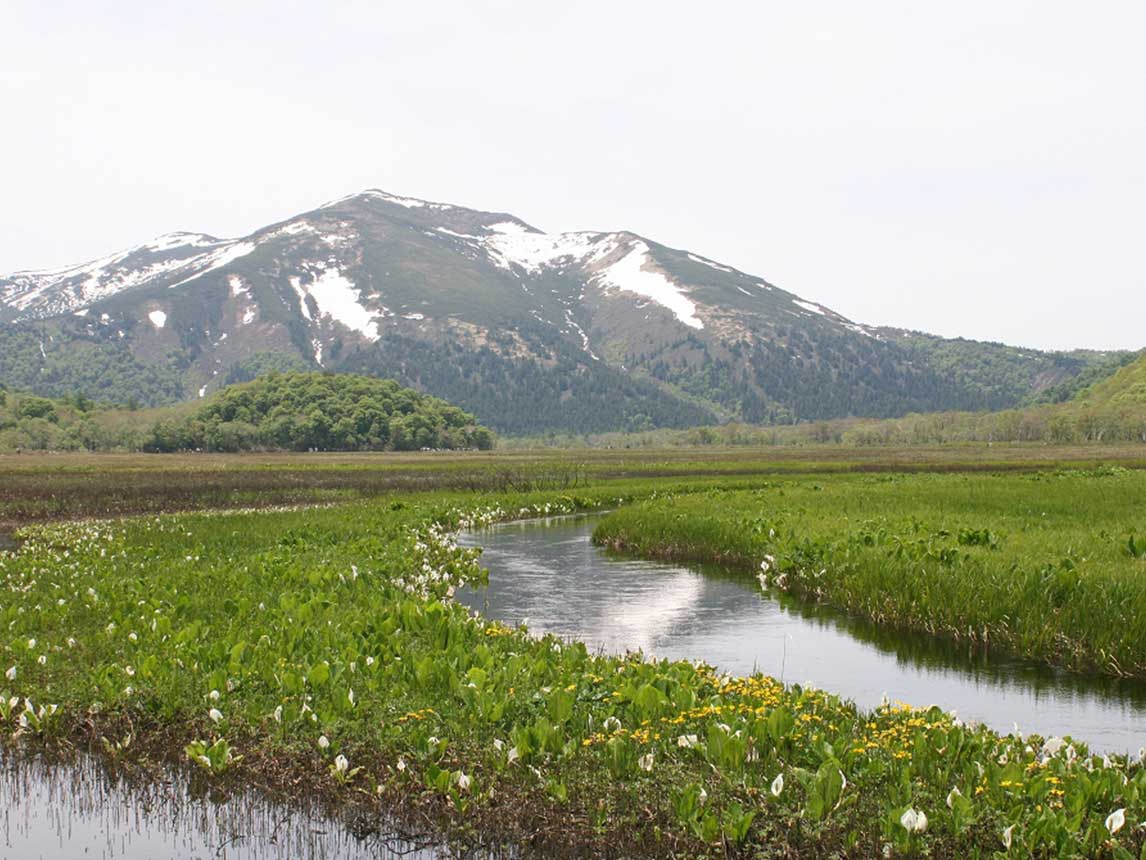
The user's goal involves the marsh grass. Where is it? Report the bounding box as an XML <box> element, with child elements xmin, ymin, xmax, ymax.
<box><xmin>0</xmin><ymin>464</ymin><xmax>1143</xmax><ymax>857</ymax></box>
<box><xmin>3</xmin><ymin>444</ymin><xmax>1144</xmax><ymax>532</ymax></box>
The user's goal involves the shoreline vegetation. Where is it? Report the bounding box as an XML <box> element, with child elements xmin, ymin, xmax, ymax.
<box><xmin>1</xmin><ymin>454</ymin><xmax>1144</xmax><ymax>857</ymax></box>
<box><xmin>592</xmin><ymin>469</ymin><xmax>1146</xmax><ymax>680</ymax></box>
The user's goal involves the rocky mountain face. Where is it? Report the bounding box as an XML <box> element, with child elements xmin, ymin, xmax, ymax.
<box><xmin>0</xmin><ymin>190</ymin><xmax>1123</xmax><ymax>434</ymax></box>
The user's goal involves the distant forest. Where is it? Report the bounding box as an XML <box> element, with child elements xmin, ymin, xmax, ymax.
<box><xmin>2</xmin><ymin>354</ymin><xmax>1143</xmax><ymax>453</ymax></box>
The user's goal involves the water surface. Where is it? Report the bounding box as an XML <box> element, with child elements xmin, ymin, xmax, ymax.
<box><xmin>0</xmin><ymin>750</ymin><xmax>446</xmax><ymax>860</ymax></box>
<box><xmin>458</xmin><ymin>514</ymin><xmax>1146</xmax><ymax>753</ymax></box>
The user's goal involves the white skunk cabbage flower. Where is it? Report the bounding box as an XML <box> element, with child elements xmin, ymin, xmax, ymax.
<box><xmin>900</xmin><ymin>808</ymin><xmax>928</xmax><ymax>833</ymax></box>
<box><xmin>771</xmin><ymin>773</ymin><xmax>784</xmax><ymax>797</ymax></box>
<box><xmin>1105</xmin><ymin>808</ymin><xmax>1125</xmax><ymax>835</ymax></box>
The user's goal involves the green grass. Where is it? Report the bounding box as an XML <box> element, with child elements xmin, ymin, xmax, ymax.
<box><xmin>593</xmin><ymin>468</ymin><xmax>1146</xmax><ymax>679</ymax></box>
<box><xmin>0</xmin><ymin>474</ymin><xmax>1143</xmax><ymax>857</ymax></box>
<box><xmin>3</xmin><ymin>445</ymin><xmax>1145</xmax><ymax>536</ymax></box>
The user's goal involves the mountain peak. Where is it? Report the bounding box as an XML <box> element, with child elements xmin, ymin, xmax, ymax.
<box><xmin>319</xmin><ymin>188</ymin><xmax>541</xmax><ymax>232</ymax></box>
<box><xmin>323</xmin><ymin>188</ymin><xmax>459</xmax><ymax>212</ymax></box>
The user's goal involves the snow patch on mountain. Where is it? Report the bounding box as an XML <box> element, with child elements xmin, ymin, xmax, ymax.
<box><xmin>687</xmin><ymin>253</ymin><xmax>734</xmax><ymax>274</ymax></box>
<box><xmin>148</xmin><ymin>310</ymin><xmax>167</xmax><ymax>329</ymax></box>
<box><xmin>435</xmin><ymin>227</ymin><xmax>476</xmax><ymax>240</ymax></box>
<box><xmin>843</xmin><ymin>322</ymin><xmax>880</xmax><ymax>339</ymax></box>
<box><xmin>596</xmin><ymin>241</ymin><xmax>704</xmax><ymax>330</ymax></box>
<box><xmin>145</xmin><ymin>233</ymin><xmax>218</xmax><ymax>253</ymax></box>
<box><xmin>308</xmin><ymin>268</ymin><xmax>379</xmax><ymax>339</ymax></box>
<box><xmin>563</xmin><ymin>308</ymin><xmax>599</xmax><ymax>360</ymax></box>
<box><xmin>442</xmin><ymin>227</ymin><xmax>706</xmax><ymax>330</ymax></box>
<box><xmin>289</xmin><ymin>276</ymin><xmax>313</xmax><ymax>321</ymax></box>
<box><xmin>168</xmin><ymin>241</ymin><xmax>256</xmax><ymax>288</ymax></box>
<box><xmin>291</xmin><ymin>267</ymin><xmax>379</xmax><ymax>340</ymax></box>
<box><xmin>486</xmin><ymin>221</ymin><xmax>532</xmax><ymax>236</ymax></box>
<box><xmin>378</xmin><ymin>193</ymin><xmax>430</xmax><ymax>209</ymax></box>
<box><xmin>793</xmin><ymin>300</ymin><xmax>826</xmax><ymax>317</ymax></box>
<box><xmin>263</xmin><ymin>220</ymin><xmax>352</xmax><ymax>248</ymax></box>
<box><xmin>483</xmin><ymin>231</ymin><xmax>613</xmax><ymax>274</ymax></box>
<box><xmin>276</xmin><ymin>222</ymin><xmax>314</xmax><ymax>237</ymax></box>
<box><xmin>320</xmin><ymin>231</ymin><xmax>351</xmax><ymax>247</ymax></box>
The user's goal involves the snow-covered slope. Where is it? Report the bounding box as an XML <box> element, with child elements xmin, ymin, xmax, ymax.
<box><xmin>1</xmin><ymin>189</ymin><xmax>863</xmax><ymax>339</ymax></box>
<box><xmin>0</xmin><ymin>233</ymin><xmax>254</xmax><ymax>319</ymax></box>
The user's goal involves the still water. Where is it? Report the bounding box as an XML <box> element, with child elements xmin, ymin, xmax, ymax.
<box><xmin>0</xmin><ymin>751</ymin><xmax>446</xmax><ymax>860</ymax></box>
<box><xmin>458</xmin><ymin>514</ymin><xmax>1146</xmax><ymax>754</ymax></box>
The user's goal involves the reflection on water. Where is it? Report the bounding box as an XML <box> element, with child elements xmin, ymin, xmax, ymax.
<box><xmin>0</xmin><ymin>749</ymin><xmax>446</xmax><ymax>860</ymax></box>
<box><xmin>458</xmin><ymin>515</ymin><xmax>1146</xmax><ymax>754</ymax></box>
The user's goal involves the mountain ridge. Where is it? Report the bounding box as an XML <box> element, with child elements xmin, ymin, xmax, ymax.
<box><xmin>0</xmin><ymin>189</ymin><xmax>1132</xmax><ymax>434</ymax></box>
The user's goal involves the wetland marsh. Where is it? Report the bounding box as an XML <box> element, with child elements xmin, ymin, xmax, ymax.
<box><xmin>0</xmin><ymin>449</ymin><xmax>1143</xmax><ymax>858</ymax></box>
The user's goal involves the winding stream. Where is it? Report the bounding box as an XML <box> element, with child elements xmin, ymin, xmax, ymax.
<box><xmin>457</xmin><ymin>513</ymin><xmax>1146</xmax><ymax>753</ymax></box>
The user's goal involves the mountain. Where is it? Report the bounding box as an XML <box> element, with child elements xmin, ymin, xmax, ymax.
<box><xmin>0</xmin><ymin>190</ymin><xmax>1131</xmax><ymax>434</ymax></box>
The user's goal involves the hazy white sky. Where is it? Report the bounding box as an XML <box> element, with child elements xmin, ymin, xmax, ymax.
<box><xmin>3</xmin><ymin>1</ymin><xmax>1143</xmax><ymax>351</ymax></box>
